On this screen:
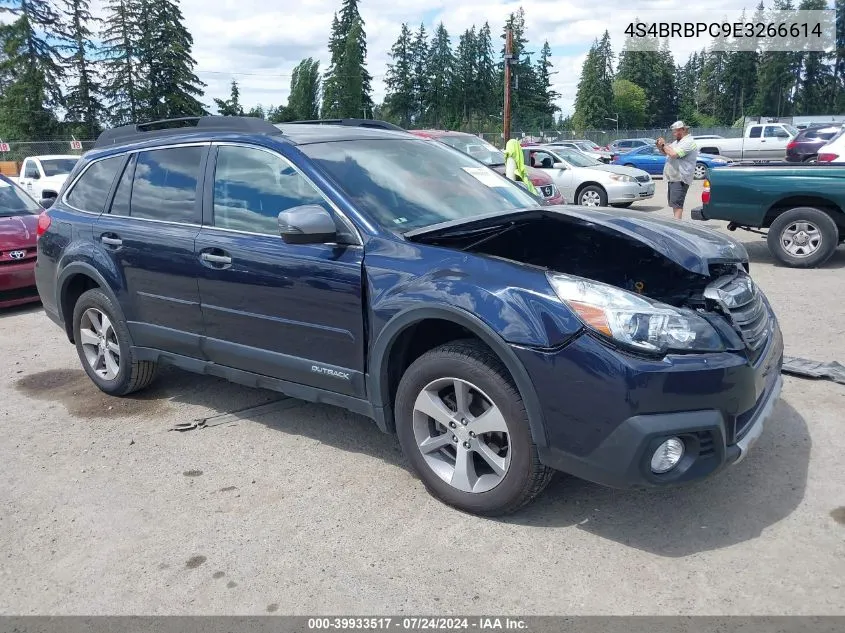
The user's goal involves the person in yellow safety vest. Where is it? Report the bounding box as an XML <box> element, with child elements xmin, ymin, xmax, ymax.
<box><xmin>503</xmin><ymin>138</ymin><xmax>538</xmax><ymax>195</ymax></box>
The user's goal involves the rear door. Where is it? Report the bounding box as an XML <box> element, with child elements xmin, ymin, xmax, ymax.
<box><xmin>194</xmin><ymin>143</ymin><xmax>366</xmax><ymax>397</ymax></box>
<box><xmin>93</xmin><ymin>144</ymin><xmax>209</xmax><ymax>357</ymax></box>
<box><xmin>19</xmin><ymin>159</ymin><xmax>40</xmax><ymax>195</ymax></box>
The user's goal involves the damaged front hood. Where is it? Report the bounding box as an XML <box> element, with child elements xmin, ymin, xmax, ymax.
<box><xmin>405</xmin><ymin>206</ymin><xmax>748</xmax><ymax>276</ymax></box>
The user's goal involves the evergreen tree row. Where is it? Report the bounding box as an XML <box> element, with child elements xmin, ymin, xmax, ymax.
<box><xmin>0</xmin><ymin>0</ymin><xmax>206</xmax><ymax>140</ymax></box>
<box><xmin>572</xmin><ymin>0</ymin><xmax>845</xmax><ymax>131</ymax></box>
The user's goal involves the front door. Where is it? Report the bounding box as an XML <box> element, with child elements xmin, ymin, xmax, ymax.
<box><xmin>94</xmin><ymin>145</ymin><xmax>209</xmax><ymax>357</ymax></box>
<box><xmin>194</xmin><ymin>143</ymin><xmax>366</xmax><ymax>397</ymax></box>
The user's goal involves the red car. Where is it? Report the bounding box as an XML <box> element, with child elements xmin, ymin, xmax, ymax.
<box><xmin>408</xmin><ymin>129</ymin><xmax>565</xmax><ymax>204</ymax></box>
<box><xmin>0</xmin><ymin>174</ymin><xmax>42</xmax><ymax>308</ymax></box>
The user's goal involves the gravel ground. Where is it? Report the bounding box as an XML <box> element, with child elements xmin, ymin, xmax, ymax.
<box><xmin>1</xmin><ymin>180</ymin><xmax>844</xmax><ymax>615</ymax></box>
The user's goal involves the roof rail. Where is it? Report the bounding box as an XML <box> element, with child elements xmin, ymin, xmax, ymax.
<box><xmin>94</xmin><ymin>115</ymin><xmax>284</xmax><ymax>148</ymax></box>
<box><xmin>286</xmin><ymin>118</ymin><xmax>406</xmax><ymax>132</ymax></box>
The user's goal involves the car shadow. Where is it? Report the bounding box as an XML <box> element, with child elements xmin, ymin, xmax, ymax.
<box><xmin>500</xmin><ymin>397</ymin><xmax>809</xmax><ymax>557</ymax></box>
<box><xmin>743</xmin><ymin>239</ymin><xmax>845</xmax><ymax>269</ymax></box>
<box><xmin>0</xmin><ymin>302</ymin><xmax>43</xmax><ymax>319</ymax></box>
<box><xmin>16</xmin><ymin>363</ymin><xmax>809</xmax><ymax>558</ymax></box>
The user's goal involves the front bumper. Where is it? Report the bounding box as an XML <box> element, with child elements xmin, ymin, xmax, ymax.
<box><xmin>518</xmin><ymin>317</ymin><xmax>784</xmax><ymax>490</ymax></box>
<box><xmin>605</xmin><ymin>180</ymin><xmax>655</xmax><ymax>204</ymax></box>
<box><xmin>0</xmin><ymin>260</ymin><xmax>39</xmax><ymax>308</ymax></box>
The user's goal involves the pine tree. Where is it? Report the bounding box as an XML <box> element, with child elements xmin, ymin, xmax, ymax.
<box><xmin>322</xmin><ymin>0</ymin><xmax>372</xmax><ymax>117</ymax></box>
<box><xmin>474</xmin><ymin>22</ymin><xmax>498</xmax><ymax>126</ymax></box>
<box><xmin>572</xmin><ymin>38</ymin><xmax>614</xmax><ymax>129</ymax></box>
<box><xmin>410</xmin><ymin>24</ymin><xmax>429</xmax><ymax>125</ymax></box>
<box><xmin>101</xmin><ymin>0</ymin><xmax>142</xmax><ymax>125</ymax></box>
<box><xmin>834</xmin><ymin>0</ymin><xmax>845</xmax><ymax>108</ymax></box>
<box><xmin>753</xmin><ymin>0</ymin><xmax>798</xmax><ymax>116</ymax></box>
<box><xmin>452</xmin><ymin>27</ymin><xmax>477</xmax><ymax>126</ymax></box>
<box><xmin>535</xmin><ymin>41</ymin><xmax>561</xmax><ymax>130</ymax></box>
<box><xmin>246</xmin><ymin>104</ymin><xmax>265</xmax><ymax>119</ymax></box>
<box><xmin>137</xmin><ymin>0</ymin><xmax>205</xmax><ymax>120</ymax></box>
<box><xmin>287</xmin><ymin>58</ymin><xmax>320</xmax><ymax>119</ymax></box>
<box><xmin>794</xmin><ymin>0</ymin><xmax>832</xmax><ymax>114</ymax></box>
<box><xmin>617</xmin><ymin>37</ymin><xmax>665</xmax><ymax>126</ymax></box>
<box><xmin>384</xmin><ymin>24</ymin><xmax>415</xmax><ymax>126</ymax></box>
<box><xmin>56</xmin><ymin>0</ymin><xmax>102</xmax><ymax>138</ymax></box>
<box><xmin>214</xmin><ymin>79</ymin><xmax>243</xmax><ymax>116</ymax></box>
<box><xmin>426</xmin><ymin>23</ymin><xmax>454</xmax><ymax>128</ymax></box>
<box><xmin>0</xmin><ymin>0</ymin><xmax>64</xmax><ymax>139</ymax></box>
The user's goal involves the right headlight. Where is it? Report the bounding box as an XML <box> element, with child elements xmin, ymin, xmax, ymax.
<box><xmin>547</xmin><ymin>272</ymin><xmax>725</xmax><ymax>354</ymax></box>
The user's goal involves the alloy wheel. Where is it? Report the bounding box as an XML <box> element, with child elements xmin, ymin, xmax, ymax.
<box><xmin>412</xmin><ymin>377</ymin><xmax>511</xmax><ymax>494</ymax></box>
<box><xmin>780</xmin><ymin>221</ymin><xmax>822</xmax><ymax>258</ymax></box>
<box><xmin>79</xmin><ymin>308</ymin><xmax>121</xmax><ymax>380</ymax></box>
<box><xmin>694</xmin><ymin>164</ymin><xmax>707</xmax><ymax>180</ymax></box>
<box><xmin>580</xmin><ymin>190</ymin><xmax>602</xmax><ymax>206</ymax></box>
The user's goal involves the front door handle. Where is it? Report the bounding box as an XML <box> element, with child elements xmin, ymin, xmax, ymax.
<box><xmin>101</xmin><ymin>235</ymin><xmax>122</xmax><ymax>247</ymax></box>
<box><xmin>200</xmin><ymin>252</ymin><xmax>232</xmax><ymax>265</ymax></box>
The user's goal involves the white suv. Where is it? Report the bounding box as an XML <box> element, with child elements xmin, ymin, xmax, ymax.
<box><xmin>816</xmin><ymin>128</ymin><xmax>845</xmax><ymax>163</ymax></box>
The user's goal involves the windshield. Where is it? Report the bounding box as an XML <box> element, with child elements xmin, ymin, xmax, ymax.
<box><xmin>40</xmin><ymin>158</ymin><xmax>78</xmax><ymax>176</ymax></box>
<box><xmin>437</xmin><ymin>135</ymin><xmax>505</xmax><ymax>166</ymax></box>
<box><xmin>302</xmin><ymin>139</ymin><xmax>540</xmax><ymax>233</ymax></box>
<box><xmin>555</xmin><ymin>149</ymin><xmax>602</xmax><ymax>167</ymax></box>
<box><xmin>0</xmin><ymin>179</ymin><xmax>40</xmax><ymax>217</ymax></box>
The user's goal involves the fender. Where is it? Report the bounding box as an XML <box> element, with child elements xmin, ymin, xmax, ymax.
<box><xmin>56</xmin><ymin>261</ymin><xmax>126</xmax><ymax>341</ymax></box>
<box><xmin>367</xmin><ymin>305</ymin><xmax>548</xmax><ymax>447</ymax></box>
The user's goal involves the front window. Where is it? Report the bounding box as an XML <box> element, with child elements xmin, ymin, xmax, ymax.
<box><xmin>783</xmin><ymin>124</ymin><xmax>799</xmax><ymax>137</ymax></box>
<box><xmin>40</xmin><ymin>158</ymin><xmax>79</xmax><ymax>176</ymax></box>
<box><xmin>576</xmin><ymin>141</ymin><xmax>600</xmax><ymax>152</ymax></box>
<box><xmin>302</xmin><ymin>139</ymin><xmax>539</xmax><ymax>233</ymax></box>
<box><xmin>0</xmin><ymin>178</ymin><xmax>40</xmax><ymax>217</ymax></box>
<box><xmin>436</xmin><ymin>135</ymin><xmax>505</xmax><ymax>167</ymax></box>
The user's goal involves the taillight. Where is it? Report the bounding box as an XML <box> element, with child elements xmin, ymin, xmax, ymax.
<box><xmin>36</xmin><ymin>211</ymin><xmax>51</xmax><ymax>238</ymax></box>
<box><xmin>818</xmin><ymin>152</ymin><xmax>838</xmax><ymax>163</ymax></box>
<box><xmin>786</xmin><ymin>140</ymin><xmax>797</xmax><ymax>150</ymax></box>
<box><xmin>702</xmin><ymin>180</ymin><xmax>711</xmax><ymax>205</ymax></box>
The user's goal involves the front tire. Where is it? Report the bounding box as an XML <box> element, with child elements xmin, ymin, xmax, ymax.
<box><xmin>577</xmin><ymin>185</ymin><xmax>608</xmax><ymax>207</ymax></box>
<box><xmin>72</xmin><ymin>288</ymin><xmax>158</xmax><ymax>396</ymax></box>
<box><xmin>394</xmin><ymin>340</ymin><xmax>553</xmax><ymax>516</ymax></box>
<box><xmin>767</xmin><ymin>207</ymin><xmax>839</xmax><ymax>268</ymax></box>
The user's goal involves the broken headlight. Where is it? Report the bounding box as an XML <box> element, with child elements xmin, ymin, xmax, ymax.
<box><xmin>547</xmin><ymin>273</ymin><xmax>724</xmax><ymax>354</ymax></box>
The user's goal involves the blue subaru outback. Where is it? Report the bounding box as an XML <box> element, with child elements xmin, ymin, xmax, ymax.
<box><xmin>35</xmin><ymin>116</ymin><xmax>784</xmax><ymax>515</ymax></box>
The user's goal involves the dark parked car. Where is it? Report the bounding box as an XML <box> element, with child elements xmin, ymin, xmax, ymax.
<box><xmin>606</xmin><ymin>138</ymin><xmax>656</xmax><ymax>156</ymax></box>
<box><xmin>0</xmin><ymin>174</ymin><xmax>43</xmax><ymax>308</ymax></box>
<box><xmin>786</xmin><ymin>125</ymin><xmax>842</xmax><ymax>163</ymax></box>
<box><xmin>36</xmin><ymin>116</ymin><xmax>783</xmax><ymax>515</ymax></box>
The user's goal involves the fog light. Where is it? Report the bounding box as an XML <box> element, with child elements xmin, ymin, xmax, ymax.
<box><xmin>651</xmin><ymin>437</ymin><xmax>685</xmax><ymax>474</ymax></box>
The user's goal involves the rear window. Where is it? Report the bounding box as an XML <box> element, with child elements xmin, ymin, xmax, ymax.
<box><xmin>0</xmin><ymin>178</ymin><xmax>40</xmax><ymax>217</ymax></box>
<box><xmin>65</xmin><ymin>156</ymin><xmax>123</xmax><ymax>212</ymax></box>
<box><xmin>41</xmin><ymin>158</ymin><xmax>79</xmax><ymax>176</ymax></box>
<box><xmin>302</xmin><ymin>139</ymin><xmax>539</xmax><ymax>233</ymax></box>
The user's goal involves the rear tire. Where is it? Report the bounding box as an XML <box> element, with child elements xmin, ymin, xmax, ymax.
<box><xmin>72</xmin><ymin>288</ymin><xmax>158</xmax><ymax>396</ymax></box>
<box><xmin>394</xmin><ymin>340</ymin><xmax>553</xmax><ymax>516</ymax></box>
<box><xmin>767</xmin><ymin>207</ymin><xmax>839</xmax><ymax>268</ymax></box>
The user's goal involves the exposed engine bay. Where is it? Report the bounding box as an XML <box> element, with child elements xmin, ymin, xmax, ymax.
<box><xmin>409</xmin><ymin>211</ymin><xmax>743</xmax><ymax>308</ymax></box>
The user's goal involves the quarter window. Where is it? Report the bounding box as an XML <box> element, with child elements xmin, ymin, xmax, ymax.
<box><xmin>66</xmin><ymin>156</ymin><xmax>123</xmax><ymax>212</ymax></box>
<box><xmin>212</xmin><ymin>145</ymin><xmax>330</xmax><ymax>235</ymax></box>
<box><xmin>130</xmin><ymin>147</ymin><xmax>204</xmax><ymax>223</ymax></box>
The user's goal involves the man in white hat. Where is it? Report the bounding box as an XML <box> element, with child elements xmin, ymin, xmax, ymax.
<box><xmin>656</xmin><ymin>121</ymin><xmax>698</xmax><ymax>220</ymax></box>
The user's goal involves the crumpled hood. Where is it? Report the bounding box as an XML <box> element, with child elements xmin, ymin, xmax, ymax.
<box><xmin>407</xmin><ymin>205</ymin><xmax>748</xmax><ymax>276</ymax></box>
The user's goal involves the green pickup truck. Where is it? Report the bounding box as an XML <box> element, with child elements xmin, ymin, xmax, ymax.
<box><xmin>692</xmin><ymin>164</ymin><xmax>845</xmax><ymax>268</ymax></box>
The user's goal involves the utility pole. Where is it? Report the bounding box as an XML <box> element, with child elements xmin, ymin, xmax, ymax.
<box><xmin>503</xmin><ymin>28</ymin><xmax>513</xmax><ymax>142</ymax></box>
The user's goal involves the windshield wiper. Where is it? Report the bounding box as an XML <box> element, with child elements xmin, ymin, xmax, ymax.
<box><xmin>488</xmin><ymin>161</ymin><xmax>506</xmax><ymax>167</ymax></box>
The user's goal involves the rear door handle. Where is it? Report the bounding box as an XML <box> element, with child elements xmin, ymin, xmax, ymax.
<box><xmin>101</xmin><ymin>235</ymin><xmax>122</xmax><ymax>247</ymax></box>
<box><xmin>200</xmin><ymin>252</ymin><xmax>232</xmax><ymax>265</ymax></box>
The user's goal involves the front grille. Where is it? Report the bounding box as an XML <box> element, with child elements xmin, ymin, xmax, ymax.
<box><xmin>635</xmin><ymin>175</ymin><xmax>651</xmax><ymax>183</ymax></box>
<box><xmin>540</xmin><ymin>185</ymin><xmax>555</xmax><ymax>198</ymax></box>
<box><xmin>704</xmin><ymin>272</ymin><xmax>771</xmax><ymax>357</ymax></box>
<box><xmin>0</xmin><ymin>249</ymin><xmax>35</xmax><ymax>265</ymax></box>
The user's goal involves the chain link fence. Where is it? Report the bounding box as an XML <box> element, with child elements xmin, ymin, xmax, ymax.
<box><xmin>477</xmin><ymin>127</ymin><xmax>741</xmax><ymax>148</ymax></box>
<box><xmin>0</xmin><ymin>140</ymin><xmax>95</xmax><ymax>175</ymax></box>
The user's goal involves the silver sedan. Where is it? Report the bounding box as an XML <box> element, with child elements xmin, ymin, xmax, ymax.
<box><xmin>523</xmin><ymin>146</ymin><xmax>655</xmax><ymax>208</ymax></box>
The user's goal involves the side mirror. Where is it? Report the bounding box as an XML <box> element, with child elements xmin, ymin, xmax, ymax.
<box><xmin>40</xmin><ymin>197</ymin><xmax>55</xmax><ymax>209</ymax></box>
<box><xmin>553</xmin><ymin>162</ymin><xmax>567</xmax><ymax>169</ymax></box>
<box><xmin>31</xmin><ymin>172</ymin><xmax>41</xmax><ymax>180</ymax></box>
<box><xmin>278</xmin><ymin>204</ymin><xmax>337</xmax><ymax>244</ymax></box>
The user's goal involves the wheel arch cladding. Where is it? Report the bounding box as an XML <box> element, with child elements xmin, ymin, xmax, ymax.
<box><xmin>58</xmin><ymin>264</ymin><xmax>122</xmax><ymax>343</ymax></box>
<box><xmin>369</xmin><ymin>306</ymin><xmax>549</xmax><ymax>447</ymax></box>
<box><xmin>764</xmin><ymin>197</ymin><xmax>844</xmax><ymax>229</ymax></box>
